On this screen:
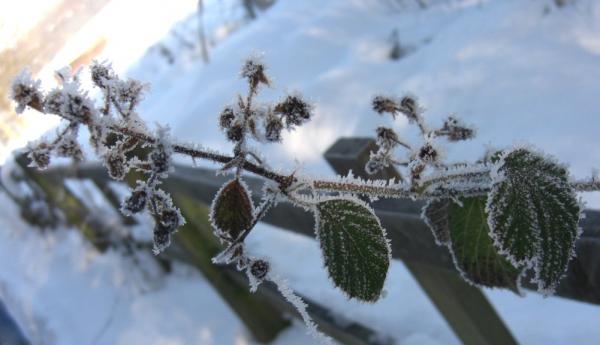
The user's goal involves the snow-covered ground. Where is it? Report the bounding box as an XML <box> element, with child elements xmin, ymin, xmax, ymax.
<box><xmin>2</xmin><ymin>0</ymin><xmax>600</xmax><ymax>344</ymax></box>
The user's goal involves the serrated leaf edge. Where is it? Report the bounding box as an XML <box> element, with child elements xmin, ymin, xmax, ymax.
<box><xmin>423</xmin><ymin>198</ymin><xmax>525</xmax><ymax>293</ymax></box>
<box><xmin>313</xmin><ymin>195</ymin><xmax>392</xmax><ymax>302</ymax></box>
<box><xmin>485</xmin><ymin>146</ymin><xmax>583</xmax><ymax>295</ymax></box>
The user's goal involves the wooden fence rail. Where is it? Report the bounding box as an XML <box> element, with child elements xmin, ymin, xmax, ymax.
<box><xmin>9</xmin><ymin>151</ymin><xmax>392</xmax><ymax>345</ymax></box>
<box><xmin>6</xmin><ymin>137</ymin><xmax>600</xmax><ymax>345</ymax></box>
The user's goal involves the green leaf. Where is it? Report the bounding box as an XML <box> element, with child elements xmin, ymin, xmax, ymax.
<box><xmin>487</xmin><ymin>148</ymin><xmax>580</xmax><ymax>293</ymax></box>
<box><xmin>210</xmin><ymin>179</ymin><xmax>254</xmax><ymax>240</ymax></box>
<box><xmin>315</xmin><ymin>198</ymin><xmax>390</xmax><ymax>302</ymax></box>
<box><xmin>424</xmin><ymin>198</ymin><xmax>521</xmax><ymax>291</ymax></box>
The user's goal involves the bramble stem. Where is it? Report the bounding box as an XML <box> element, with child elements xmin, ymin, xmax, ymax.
<box><xmin>23</xmin><ymin>100</ymin><xmax>600</xmax><ymax>201</ymax></box>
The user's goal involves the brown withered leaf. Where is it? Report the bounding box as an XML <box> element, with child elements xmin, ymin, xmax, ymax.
<box><xmin>210</xmin><ymin>179</ymin><xmax>254</xmax><ymax>240</ymax></box>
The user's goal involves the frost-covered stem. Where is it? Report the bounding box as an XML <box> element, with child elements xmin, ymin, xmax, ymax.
<box><xmin>418</xmin><ymin>168</ymin><xmax>491</xmax><ymax>189</ymax></box>
<box><xmin>247</xmin><ymin>151</ymin><xmax>263</xmax><ymax>165</ymax></box>
<box><xmin>22</xmin><ymin>100</ymin><xmax>499</xmax><ymax>200</ymax></box>
<box><xmin>237</xmin><ymin>196</ymin><xmax>274</xmax><ymax>243</ymax></box>
<box><xmin>268</xmin><ymin>274</ymin><xmax>333</xmax><ymax>345</ymax></box>
<box><xmin>389</xmin><ymin>158</ymin><xmax>409</xmax><ymax>166</ymax></box>
<box><xmin>313</xmin><ymin>180</ymin><xmax>411</xmax><ymax>199</ymax></box>
<box><xmin>415</xmin><ymin>116</ymin><xmax>428</xmax><ymax>138</ymax></box>
<box><xmin>51</xmin><ymin>122</ymin><xmax>78</xmax><ymax>146</ymax></box>
<box><xmin>393</xmin><ymin>137</ymin><xmax>412</xmax><ymax>151</ymax></box>
<box><xmin>101</xmin><ymin>87</ymin><xmax>111</xmax><ymax>115</ymax></box>
<box><xmin>572</xmin><ymin>179</ymin><xmax>600</xmax><ymax>192</ymax></box>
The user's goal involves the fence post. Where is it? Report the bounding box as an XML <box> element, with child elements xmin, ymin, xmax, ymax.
<box><xmin>15</xmin><ymin>155</ymin><xmax>110</xmax><ymax>251</ymax></box>
<box><xmin>32</xmin><ymin>164</ymin><xmax>396</xmax><ymax>344</ymax></box>
<box><xmin>324</xmin><ymin>137</ymin><xmax>518</xmax><ymax>345</ymax></box>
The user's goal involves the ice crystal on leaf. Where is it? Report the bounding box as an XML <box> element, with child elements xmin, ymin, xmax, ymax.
<box><xmin>423</xmin><ymin>197</ymin><xmax>521</xmax><ymax>291</ymax></box>
<box><xmin>274</xmin><ymin>94</ymin><xmax>313</xmax><ymax>129</ymax></box>
<box><xmin>486</xmin><ymin>148</ymin><xmax>581</xmax><ymax>294</ymax></box>
<box><xmin>241</xmin><ymin>55</ymin><xmax>270</xmax><ymax>89</ymax></box>
<box><xmin>210</xmin><ymin>179</ymin><xmax>254</xmax><ymax>241</ymax></box>
<box><xmin>314</xmin><ymin>197</ymin><xmax>390</xmax><ymax>302</ymax></box>
<box><xmin>11</xmin><ymin>68</ymin><xmax>43</xmax><ymax>114</ymax></box>
<box><xmin>121</xmin><ymin>182</ymin><xmax>148</xmax><ymax>215</ymax></box>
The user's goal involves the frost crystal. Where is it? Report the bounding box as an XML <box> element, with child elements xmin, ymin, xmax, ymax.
<box><xmin>486</xmin><ymin>147</ymin><xmax>580</xmax><ymax>294</ymax></box>
<box><xmin>375</xmin><ymin>126</ymin><xmax>399</xmax><ymax>149</ymax></box>
<box><xmin>104</xmin><ymin>150</ymin><xmax>128</xmax><ymax>180</ymax></box>
<box><xmin>152</xmin><ymin>226</ymin><xmax>171</xmax><ymax>255</ymax></box>
<box><xmin>274</xmin><ymin>94</ymin><xmax>313</xmax><ymax>129</ymax></box>
<box><xmin>121</xmin><ymin>183</ymin><xmax>148</xmax><ymax>215</ymax></box>
<box><xmin>249</xmin><ymin>259</ymin><xmax>269</xmax><ymax>280</ymax></box>
<box><xmin>11</xmin><ymin>68</ymin><xmax>43</xmax><ymax>114</ymax></box>
<box><xmin>372</xmin><ymin>95</ymin><xmax>399</xmax><ymax>116</ymax></box>
<box><xmin>314</xmin><ymin>197</ymin><xmax>391</xmax><ymax>302</ymax></box>
<box><xmin>264</xmin><ymin>113</ymin><xmax>284</xmax><ymax>142</ymax></box>
<box><xmin>438</xmin><ymin>116</ymin><xmax>476</xmax><ymax>141</ymax></box>
<box><xmin>90</xmin><ymin>60</ymin><xmax>115</xmax><ymax>89</ymax></box>
<box><xmin>269</xmin><ymin>275</ymin><xmax>334</xmax><ymax>345</ymax></box>
<box><xmin>27</xmin><ymin>144</ymin><xmax>51</xmax><ymax>170</ymax></box>
<box><xmin>241</xmin><ymin>56</ymin><xmax>270</xmax><ymax>89</ymax></box>
<box><xmin>246</xmin><ymin>259</ymin><xmax>270</xmax><ymax>292</ymax></box>
<box><xmin>150</xmin><ymin>125</ymin><xmax>173</xmax><ymax>178</ymax></box>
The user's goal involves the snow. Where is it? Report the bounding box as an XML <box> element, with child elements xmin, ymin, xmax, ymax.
<box><xmin>3</xmin><ymin>0</ymin><xmax>600</xmax><ymax>344</ymax></box>
<box><xmin>0</xmin><ymin>192</ymin><xmax>317</xmax><ymax>345</ymax></box>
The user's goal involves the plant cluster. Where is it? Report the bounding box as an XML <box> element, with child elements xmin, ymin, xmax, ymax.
<box><xmin>11</xmin><ymin>57</ymin><xmax>600</xmax><ymax>343</ymax></box>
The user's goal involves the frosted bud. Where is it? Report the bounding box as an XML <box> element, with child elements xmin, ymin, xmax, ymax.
<box><xmin>226</xmin><ymin>123</ymin><xmax>244</xmax><ymax>142</ymax></box>
<box><xmin>241</xmin><ymin>57</ymin><xmax>270</xmax><ymax>89</ymax></box>
<box><xmin>274</xmin><ymin>94</ymin><xmax>312</xmax><ymax>128</ymax></box>
<box><xmin>46</xmin><ymin>89</ymin><xmax>93</xmax><ymax>122</ymax></box>
<box><xmin>43</xmin><ymin>89</ymin><xmax>64</xmax><ymax>114</ymax></box>
<box><xmin>27</xmin><ymin>146</ymin><xmax>51</xmax><ymax>170</ymax></box>
<box><xmin>122</xmin><ymin>186</ymin><xmax>148</xmax><ymax>215</ymax></box>
<box><xmin>158</xmin><ymin>208</ymin><xmax>182</xmax><ymax>233</ymax></box>
<box><xmin>441</xmin><ymin>116</ymin><xmax>475</xmax><ymax>141</ymax></box>
<box><xmin>372</xmin><ymin>96</ymin><xmax>399</xmax><ymax>116</ymax></box>
<box><xmin>116</xmin><ymin>79</ymin><xmax>145</xmax><ymax>107</ymax></box>
<box><xmin>152</xmin><ymin>225</ymin><xmax>171</xmax><ymax>255</ymax></box>
<box><xmin>250</xmin><ymin>259</ymin><xmax>270</xmax><ymax>280</ymax></box>
<box><xmin>265</xmin><ymin>114</ymin><xmax>283</xmax><ymax>142</ymax></box>
<box><xmin>375</xmin><ymin>126</ymin><xmax>398</xmax><ymax>148</ymax></box>
<box><xmin>90</xmin><ymin>61</ymin><xmax>114</xmax><ymax>89</ymax></box>
<box><xmin>219</xmin><ymin>106</ymin><xmax>236</xmax><ymax>129</ymax></box>
<box><xmin>105</xmin><ymin>150</ymin><xmax>128</xmax><ymax>180</ymax></box>
<box><xmin>11</xmin><ymin>69</ymin><xmax>43</xmax><ymax>113</ymax></box>
<box><xmin>399</xmin><ymin>96</ymin><xmax>419</xmax><ymax>121</ymax></box>
<box><xmin>150</xmin><ymin>147</ymin><xmax>169</xmax><ymax>175</ymax></box>
<box><xmin>418</xmin><ymin>143</ymin><xmax>438</xmax><ymax>163</ymax></box>
<box><xmin>55</xmin><ymin>137</ymin><xmax>83</xmax><ymax>161</ymax></box>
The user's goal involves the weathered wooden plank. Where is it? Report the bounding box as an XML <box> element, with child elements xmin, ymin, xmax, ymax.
<box><xmin>168</xmin><ymin>194</ymin><xmax>291</xmax><ymax>343</ymax></box>
<box><xmin>324</xmin><ymin>137</ymin><xmax>518</xmax><ymax>345</ymax></box>
<box><xmin>27</xmin><ymin>164</ymin><xmax>395</xmax><ymax>344</ymax></box>
<box><xmin>36</xmin><ymin>154</ymin><xmax>600</xmax><ymax>305</ymax></box>
<box><xmin>169</xmin><ymin>194</ymin><xmax>392</xmax><ymax>345</ymax></box>
<box><xmin>15</xmin><ymin>161</ymin><xmax>292</xmax><ymax>344</ymax></box>
<box><xmin>15</xmin><ymin>156</ymin><xmax>110</xmax><ymax>251</ymax></box>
